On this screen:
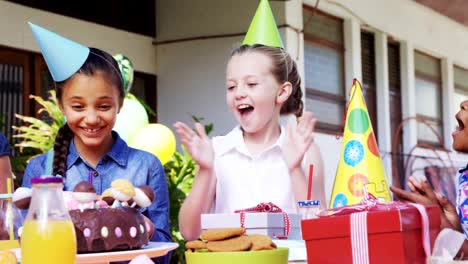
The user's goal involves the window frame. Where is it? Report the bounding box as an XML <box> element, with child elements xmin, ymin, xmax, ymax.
<box><xmin>414</xmin><ymin>51</ymin><xmax>443</xmax><ymax>147</ymax></box>
<box><xmin>302</xmin><ymin>6</ymin><xmax>346</xmax><ymax>134</ymax></box>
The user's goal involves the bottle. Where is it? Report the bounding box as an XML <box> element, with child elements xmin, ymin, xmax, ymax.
<box><xmin>21</xmin><ymin>176</ymin><xmax>76</xmax><ymax>264</ymax></box>
<box><xmin>0</xmin><ymin>193</ymin><xmax>23</xmax><ymax>250</ymax></box>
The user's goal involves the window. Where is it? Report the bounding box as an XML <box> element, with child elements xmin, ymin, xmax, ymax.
<box><xmin>414</xmin><ymin>51</ymin><xmax>442</xmax><ymax>145</ymax></box>
<box><xmin>454</xmin><ymin>66</ymin><xmax>468</xmax><ymax>114</ymax></box>
<box><xmin>0</xmin><ymin>48</ymin><xmax>32</xmax><ymax>143</ymax></box>
<box><xmin>361</xmin><ymin>31</ymin><xmax>377</xmax><ymax>138</ymax></box>
<box><xmin>387</xmin><ymin>41</ymin><xmax>404</xmax><ymax>186</ymax></box>
<box><xmin>303</xmin><ymin>7</ymin><xmax>345</xmax><ymax>133</ymax></box>
<box><xmin>132</xmin><ymin>72</ymin><xmax>157</xmax><ymax>123</ymax></box>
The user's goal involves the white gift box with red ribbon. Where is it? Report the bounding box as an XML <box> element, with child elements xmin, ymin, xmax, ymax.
<box><xmin>201</xmin><ymin>203</ymin><xmax>302</xmax><ymax>240</ymax></box>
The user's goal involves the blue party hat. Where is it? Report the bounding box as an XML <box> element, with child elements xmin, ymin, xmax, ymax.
<box><xmin>28</xmin><ymin>22</ymin><xmax>90</xmax><ymax>82</ymax></box>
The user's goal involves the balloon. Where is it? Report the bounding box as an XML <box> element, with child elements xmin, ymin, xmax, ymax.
<box><xmin>113</xmin><ymin>97</ymin><xmax>148</xmax><ymax>142</ymax></box>
<box><xmin>129</xmin><ymin>124</ymin><xmax>176</xmax><ymax>165</ymax></box>
<box><xmin>113</xmin><ymin>54</ymin><xmax>134</xmax><ymax>94</ymax></box>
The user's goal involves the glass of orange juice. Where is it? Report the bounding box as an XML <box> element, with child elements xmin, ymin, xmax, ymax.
<box><xmin>21</xmin><ymin>176</ymin><xmax>76</xmax><ymax>264</ymax></box>
<box><xmin>0</xmin><ymin>194</ymin><xmax>23</xmax><ymax>250</ymax></box>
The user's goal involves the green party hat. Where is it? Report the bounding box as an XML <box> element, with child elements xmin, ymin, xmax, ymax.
<box><xmin>242</xmin><ymin>0</ymin><xmax>283</xmax><ymax>48</ymax></box>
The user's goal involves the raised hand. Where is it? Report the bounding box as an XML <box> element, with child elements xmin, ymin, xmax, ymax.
<box><xmin>174</xmin><ymin>122</ymin><xmax>214</xmax><ymax>170</ymax></box>
<box><xmin>282</xmin><ymin>111</ymin><xmax>317</xmax><ymax>171</ymax></box>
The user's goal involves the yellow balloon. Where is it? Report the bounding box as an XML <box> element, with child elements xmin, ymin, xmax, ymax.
<box><xmin>129</xmin><ymin>124</ymin><xmax>176</xmax><ymax>165</ymax></box>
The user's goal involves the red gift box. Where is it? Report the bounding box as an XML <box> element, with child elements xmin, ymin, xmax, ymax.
<box><xmin>301</xmin><ymin>204</ymin><xmax>441</xmax><ymax>264</ymax></box>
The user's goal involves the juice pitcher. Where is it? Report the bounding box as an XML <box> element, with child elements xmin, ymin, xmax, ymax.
<box><xmin>21</xmin><ymin>176</ymin><xmax>76</xmax><ymax>264</ymax></box>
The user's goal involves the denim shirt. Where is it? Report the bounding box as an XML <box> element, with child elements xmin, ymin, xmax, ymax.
<box><xmin>22</xmin><ymin>132</ymin><xmax>172</xmax><ymax>264</ymax></box>
<box><xmin>0</xmin><ymin>133</ymin><xmax>10</xmax><ymax>157</ymax></box>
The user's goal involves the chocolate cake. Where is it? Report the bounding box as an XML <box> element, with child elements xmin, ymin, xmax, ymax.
<box><xmin>69</xmin><ymin>206</ymin><xmax>149</xmax><ymax>253</ymax></box>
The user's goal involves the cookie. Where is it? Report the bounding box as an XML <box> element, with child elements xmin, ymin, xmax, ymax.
<box><xmin>206</xmin><ymin>235</ymin><xmax>252</xmax><ymax>252</ymax></box>
<box><xmin>248</xmin><ymin>234</ymin><xmax>277</xmax><ymax>250</ymax></box>
<box><xmin>0</xmin><ymin>250</ymin><xmax>17</xmax><ymax>264</ymax></box>
<box><xmin>185</xmin><ymin>240</ymin><xmax>207</xmax><ymax>251</ymax></box>
<box><xmin>200</xmin><ymin>227</ymin><xmax>246</xmax><ymax>241</ymax></box>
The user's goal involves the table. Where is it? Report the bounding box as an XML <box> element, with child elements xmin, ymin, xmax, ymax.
<box><xmin>11</xmin><ymin>242</ymin><xmax>178</xmax><ymax>264</ymax></box>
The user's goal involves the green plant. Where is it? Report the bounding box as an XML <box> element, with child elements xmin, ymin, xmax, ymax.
<box><xmin>165</xmin><ymin>115</ymin><xmax>213</xmax><ymax>264</ymax></box>
<box><xmin>164</xmin><ymin>147</ymin><xmax>196</xmax><ymax>264</ymax></box>
<box><xmin>12</xmin><ymin>90</ymin><xmax>65</xmax><ymax>185</ymax></box>
<box><xmin>13</xmin><ymin>90</ymin><xmax>65</xmax><ymax>153</ymax></box>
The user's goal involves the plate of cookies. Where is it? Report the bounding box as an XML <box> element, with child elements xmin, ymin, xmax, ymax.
<box><xmin>185</xmin><ymin>228</ymin><xmax>288</xmax><ymax>264</ymax></box>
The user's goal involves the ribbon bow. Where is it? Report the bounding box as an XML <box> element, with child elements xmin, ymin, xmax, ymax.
<box><xmin>234</xmin><ymin>202</ymin><xmax>290</xmax><ymax>239</ymax></box>
<box><xmin>234</xmin><ymin>202</ymin><xmax>283</xmax><ymax>213</ymax></box>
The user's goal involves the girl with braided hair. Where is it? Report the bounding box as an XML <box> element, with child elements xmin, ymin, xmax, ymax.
<box><xmin>174</xmin><ymin>44</ymin><xmax>326</xmax><ymax>240</ymax></box>
<box><xmin>22</xmin><ymin>24</ymin><xmax>171</xmax><ymax>264</ymax></box>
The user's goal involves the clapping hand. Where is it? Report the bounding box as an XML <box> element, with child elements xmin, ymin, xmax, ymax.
<box><xmin>174</xmin><ymin>122</ymin><xmax>214</xmax><ymax>170</ymax></box>
<box><xmin>390</xmin><ymin>176</ymin><xmax>461</xmax><ymax>231</ymax></box>
<box><xmin>282</xmin><ymin>111</ymin><xmax>317</xmax><ymax>171</ymax></box>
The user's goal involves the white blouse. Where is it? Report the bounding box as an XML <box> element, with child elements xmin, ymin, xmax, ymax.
<box><xmin>212</xmin><ymin>126</ymin><xmax>302</xmax><ymax>214</ymax></box>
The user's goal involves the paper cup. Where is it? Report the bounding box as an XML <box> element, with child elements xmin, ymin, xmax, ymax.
<box><xmin>297</xmin><ymin>200</ymin><xmax>320</xmax><ymax>219</ymax></box>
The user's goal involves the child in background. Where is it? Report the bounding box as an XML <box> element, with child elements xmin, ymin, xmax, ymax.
<box><xmin>391</xmin><ymin>99</ymin><xmax>468</xmax><ymax>259</ymax></box>
<box><xmin>0</xmin><ymin>132</ymin><xmax>13</xmax><ymax>193</ymax></box>
<box><xmin>174</xmin><ymin>0</ymin><xmax>325</xmax><ymax>241</ymax></box>
<box><xmin>22</xmin><ymin>23</ymin><xmax>171</xmax><ymax>264</ymax></box>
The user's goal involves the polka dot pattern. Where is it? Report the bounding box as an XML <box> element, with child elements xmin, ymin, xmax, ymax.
<box><xmin>333</xmin><ymin>193</ymin><xmax>348</xmax><ymax>208</ymax></box>
<box><xmin>367</xmin><ymin>132</ymin><xmax>379</xmax><ymax>157</ymax></box>
<box><xmin>101</xmin><ymin>227</ymin><xmax>108</xmax><ymax>238</ymax></box>
<box><xmin>348</xmin><ymin>109</ymin><xmax>369</xmax><ymax>133</ymax></box>
<box><xmin>130</xmin><ymin>226</ymin><xmax>137</xmax><ymax>238</ymax></box>
<box><xmin>84</xmin><ymin>228</ymin><xmax>91</xmax><ymax>238</ymax></box>
<box><xmin>347</xmin><ymin>173</ymin><xmax>369</xmax><ymax>197</ymax></box>
<box><xmin>115</xmin><ymin>227</ymin><xmax>122</xmax><ymax>238</ymax></box>
<box><xmin>344</xmin><ymin>140</ymin><xmax>364</xmax><ymax>167</ymax></box>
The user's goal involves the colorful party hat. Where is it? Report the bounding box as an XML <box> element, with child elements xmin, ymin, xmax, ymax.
<box><xmin>329</xmin><ymin>79</ymin><xmax>391</xmax><ymax>208</ymax></box>
<box><xmin>28</xmin><ymin>22</ymin><xmax>90</xmax><ymax>82</ymax></box>
<box><xmin>242</xmin><ymin>0</ymin><xmax>283</xmax><ymax>48</ymax></box>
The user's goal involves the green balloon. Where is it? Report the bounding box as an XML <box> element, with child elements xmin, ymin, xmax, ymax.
<box><xmin>113</xmin><ymin>54</ymin><xmax>134</xmax><ymax>94</ymax></box>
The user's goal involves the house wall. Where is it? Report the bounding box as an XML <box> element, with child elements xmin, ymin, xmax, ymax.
<box><xmin>157</xmin><ymin>0</ymin><xmax>468</xmax><ymax>205</ymax></box>
<box><xmin>0</xmin><ymin>0</ymin><xmax>157</xmax><ymax>75</ymax></box>
<box><xmin>3</xmin><ymin>0</ymin><xmax>467</xmax><ymax>205</ymax></box>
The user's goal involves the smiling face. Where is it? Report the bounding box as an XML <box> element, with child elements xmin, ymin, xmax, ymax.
<box><xmin>59</xmin><ymin>71</ymin><xmax>122</xmax><ymax>153</ymax></box>
<box><xmin>452</xmin><ymin>100</ymin><xmax>468</xmax><ymax>152</ymax></box>
<box><xmin>225</xmin><ymin>51</ymin><xmax>290</xmax><ymax>134</ymax></box>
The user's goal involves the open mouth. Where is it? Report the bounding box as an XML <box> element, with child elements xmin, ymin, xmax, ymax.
<box><xmin>237</xmin><ymin>104</ymin><xmax>254</xmax><ymax>116</ymax></box>
<box><xmin>456</xmin><ymin>116</ymin><xmax>465</xmax><ymax>132</ymax></box>
<box><xmin>454</xmin><ymin>115</ymin><xmax>465</xmax><ymax>136</ymax></box>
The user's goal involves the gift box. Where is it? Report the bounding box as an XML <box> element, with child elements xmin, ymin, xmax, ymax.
<box><xmin>201</xmin><ymin>213</ymin><xmax>302</xmax><ymax>240</ymax></box>
<box><xmin>301</xmin><ymin>204</ymin><xmax>441</xmax><ymax>264</ymax></box>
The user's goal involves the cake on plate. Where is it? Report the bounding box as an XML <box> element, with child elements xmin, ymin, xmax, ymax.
<box><xmin>12</xmin><ymin>179</ymin><xmax>156</xmax><ymax>253</ymax></box>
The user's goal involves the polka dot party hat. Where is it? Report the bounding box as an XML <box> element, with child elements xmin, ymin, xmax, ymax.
<box><xmin>329</xmin><ymin>79</ymin><xmax>391</xmax><ymax>208</ymax></box>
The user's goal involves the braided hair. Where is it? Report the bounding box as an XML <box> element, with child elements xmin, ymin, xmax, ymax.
<box><xmin>230</xmin><ymin>44</ymin><xmax>303</xmax><ymax>117</ymax></box>
<box><xmin>52</xmin><ymin>48</ymin><xmax>124</xmax><ymax>177</ymax></box>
